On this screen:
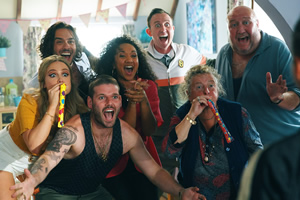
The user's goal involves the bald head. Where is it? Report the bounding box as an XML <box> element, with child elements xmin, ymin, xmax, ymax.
<box><xmin>227</xmin><ymin>5</ymin><xmax>261</xmax><ymax>56</ymax></box>
<box><xmin>227</xmin><ymin>6</ymin><xmax>257</xmax><ymax>22</ymax></box>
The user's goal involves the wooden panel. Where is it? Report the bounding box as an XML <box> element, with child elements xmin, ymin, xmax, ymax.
<box><xmin>16</xmin><ymin>0</ymin><xmax>22</xmax><ymax>20</ymax></box>
<box><xmin>170</xmin><ymin>0</ymin><xmax>178</xmax><ymax>19</ymax></box>
<box><xmin>95</xmin><ymin>0</ymin><xmax>103</xmax><ymax>21</ymax></box>
<box><xmin>56</xmin><ymin>0</ymin><xmax>63</xmax><ymax>19</ymax></box>
<box><xmin>133</xmin><ymin>0</ymin><xmax>141</xmax><ymax>21</ymax></box>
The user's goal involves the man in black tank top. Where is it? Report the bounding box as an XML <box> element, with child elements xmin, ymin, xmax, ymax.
<box><xmin>10</xmin><ymin>75</ymin><xmax>206</xmax><ymax>200</ymax></box>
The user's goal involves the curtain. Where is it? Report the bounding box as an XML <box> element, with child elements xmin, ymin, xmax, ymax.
<box><xmin>122</xmin><ymin>24</ymin><xmax>135</xmax><ymax>37</ymax></box>
<box><xmin>23</xmin><ymin>27</ymin><xmax>42</xmax><ymax>89</ymax></box>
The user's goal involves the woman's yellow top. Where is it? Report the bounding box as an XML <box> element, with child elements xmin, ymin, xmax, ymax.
<box><xmin>9</xmin><ymin>93</ymin><xmax>40</xmax><ymax>154</ymax></box>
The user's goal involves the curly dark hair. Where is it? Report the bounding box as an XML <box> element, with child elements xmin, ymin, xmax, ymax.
<box><xmin>95</xmin><ymin>34</ymin><xmax>157</xmax><ymax>107</ymax></box>
<box><xmin>38</xmin><ymin>21</ymin><xmax>83</xmax><ymax>62</ymax></box>
<box><xmin>95</xmin><ymin>34</ymin><xmax>157</xmax><ymax>80</ymax></box>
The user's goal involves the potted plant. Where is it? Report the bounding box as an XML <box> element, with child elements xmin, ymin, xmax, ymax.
<box><xmin>0</xmin><ymin>35</ymin><xmax>11</xmax><ymax>57</ymax></box>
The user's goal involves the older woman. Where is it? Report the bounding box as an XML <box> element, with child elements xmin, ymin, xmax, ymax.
<box><xmin>163</xmin><ymin>65</ymin><xmax>263</xmax><ymax>200</ymax></box>
<box><xmin>95</xmin><ymin>35</ymin><xmax>163</xmax><ymax>200</ymax></box>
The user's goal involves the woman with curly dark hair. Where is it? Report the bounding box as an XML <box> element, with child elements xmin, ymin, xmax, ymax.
<box><xmin>95</xmin><ymin>35</ymin><xmax>163</xmax><ymax>200</ymax></box>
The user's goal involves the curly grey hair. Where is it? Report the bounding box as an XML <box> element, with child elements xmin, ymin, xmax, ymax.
<box><xmin>179</xmin><ymin>64</ymin><xmax>226</xmax><ymax>100</ymax></box>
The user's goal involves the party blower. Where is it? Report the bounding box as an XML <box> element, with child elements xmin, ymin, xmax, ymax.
<box><xmin>58</xmin><ymin>83</ymin><xmax>66</xmax><ymax>128</ymax></box>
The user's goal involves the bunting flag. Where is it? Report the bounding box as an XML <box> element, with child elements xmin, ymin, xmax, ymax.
<box><xmin>116</xmin><ymin>3</ymin><xmax>127</xmax><ymax>18</ymax></box>
<box><xmin>17</xmin><ymin>20</ymin><xmax>31</xmax><ymax>35</ymax></box>
<box><xmin>39</xmin><ymin>19</ymin><xmax>52</xmax><ymax>31</ymax></box>
<box><xmin>142</xmin><ymin>0</ymin><xmax>147</xmax><ymax>6</ymax></box>
<box><xmin>0</xmin><ymin>2</ymin><xmax>134</xmax><ymax>34</ymax></box>
<box><xmin>79</xmin><ymin>13</ymin><xmax>91</xmax><ymax>28</ymax></box>
<box><xmin>0</xmin><ymin>21</ymin><xmax>11</xmax><ymax>34</ymax></box>
<box><xmin>58</xmin><ymin>16</ymin><xmax>72</xmax><ymax>24</ymax></box>
<box><xmin>97</xmin><ymin>9</ymin><xmax>109</xmax><ymax>23</ymax></box>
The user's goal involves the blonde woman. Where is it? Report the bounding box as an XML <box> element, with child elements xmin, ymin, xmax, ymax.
<box><xmin>0</xmin><ymin>55</ymin><xmax>89</xmax><ymax>199</ymax></box>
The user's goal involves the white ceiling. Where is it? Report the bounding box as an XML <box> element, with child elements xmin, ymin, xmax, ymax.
<box><xmin>0</xmin><ymin>0</ymin><xmax>174</xmax><ymax>20</ymax></box>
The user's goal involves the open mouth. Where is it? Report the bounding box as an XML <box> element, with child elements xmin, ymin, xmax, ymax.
<box><xmin>61</xmin><ymin>52</ymin><xmax>72</xmax><ymax>61</ymax></box>
<box><xmin>238</xmin><ymin>35</ymin><xmax>249</xmax><ymax>43</ymax></box>
<box><xmin>159</xmin><ymin>35</ymin><xmax>168</xmax><ymax>43</ymax></box>
<box><xmin>124</xmin><ymin>66</ymin><xmax>133</xmax><ymax>75</ymax></box>
<box><xmin>103</xmin><ymin>108</ymin><xmax>114</xmax><ymax>120</ymax></box>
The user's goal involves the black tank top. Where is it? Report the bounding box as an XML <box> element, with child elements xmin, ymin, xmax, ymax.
<box><xmin>39</xmin><ymin>112</ymin><xmax>123</xmax><ymax>195</ymax></box>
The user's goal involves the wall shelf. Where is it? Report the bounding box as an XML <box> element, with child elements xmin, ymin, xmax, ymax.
<box><xmin>0</xmin><ymin>106</ymin><xmax>17</xmax><ymax>129</ymax></box>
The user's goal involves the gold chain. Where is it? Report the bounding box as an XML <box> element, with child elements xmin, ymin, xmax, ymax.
<box><xmin>90</xmin><ymin>121</ymin><xmax>112</xmax><ymax>162</ymax></box>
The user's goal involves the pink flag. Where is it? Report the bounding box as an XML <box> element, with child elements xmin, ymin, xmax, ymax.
<box><xmin>17</xmin><ymin>20</ymin><xmax>31</xmax><ymax>36</ymax></box>
<box><xmin>116</xmin><ymin>3</ymin><xmax>127</xmax><ymax>18</ymax></box>
<box><xmin>59</xmin><ymin>17</ymin><xmax>72</xmax><ymax>24</ymax></box>
<box><xmin>0</xmin><ymin>21</ymin><xmax>11</xmax><ymax>34</ymax></box>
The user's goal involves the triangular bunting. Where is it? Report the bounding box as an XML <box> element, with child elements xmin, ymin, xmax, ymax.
<box><xmin>97</xmin><ymin>9</ymin><xmax>109</xmax><ymax>24</ymax></box>
<box><xmin>58</xmin><ymin>17</ymin><xmax>72</xmax><ymax>24</ymax></box>
<box><xmin>39</xmin><ymin>19</ymin><xmax>52</xmax><ymax>31</ymax></box>
<box><xmin>79</xmin><ymin>13</ymin><xmax>91</xmax><ymax>28</ymax></box>
<box><xmin>142</xmin><ymin>0</ymin><xmax>146</xmax><ymax>6</ymax></box>
<box><xmin>116</xmin><ymin>3</ymin><xmax>127</xmax><ymax>18</ymax></box>
<box><xmin>0</xmin><ymin>21</ymin><xmax>11</xmax><ymax>34</ymax></box>
<box><xmin>17</xmin><ymin>20</ymin><xmax>31</xmax><ymax>36</ymax></box>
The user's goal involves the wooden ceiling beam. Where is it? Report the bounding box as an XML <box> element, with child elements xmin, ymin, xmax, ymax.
<box><xmin>56</xmin><ymin>0</ymin><xmax>63</xmax><ymax>19</ymax></box>
<box><xmin>95</xmin><ymin>0</ymin><xmax>103</xmax><ymax>21</ymax></box>
<box><xmin>133</xmin><ymin>0</ymin><xmax>141</xmax><ymax>21</ymax></box>
<box><xmin>170</xmin><ymin>0</ymin><xmax>179</xmax><ymax>19</ymax></box>
<box><xmin>16</xmin><ymin>0</ymin><xmax>22</xmax><ymax>20</ymax></box>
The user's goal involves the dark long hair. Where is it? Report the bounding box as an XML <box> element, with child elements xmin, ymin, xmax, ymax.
<box><xmin>38</xmin><ymin>21</ymin><xmax>83</xmax><ymax>61</ymax></box>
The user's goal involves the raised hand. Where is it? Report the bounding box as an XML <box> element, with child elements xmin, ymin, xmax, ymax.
<box><xmin>266</xmin><ymin>72</ymin><xmax>287</xmax><ymax>103</ymax></box>
<box><xmin>125</xmin><ymin>78</ymin><xmax>149</xmax><ymax>104</ymax></box>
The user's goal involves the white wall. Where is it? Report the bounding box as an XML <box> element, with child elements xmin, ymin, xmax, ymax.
<box><xmin>256</xmin><ymin>0</ymin><xmax>300</xmax><ymax>50</ymax></box>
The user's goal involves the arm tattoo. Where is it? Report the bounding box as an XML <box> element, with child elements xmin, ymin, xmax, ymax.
<box><xmin>30</xmin><ymin>158</ymin><xmax>46</xmax><ymax>174</ymax></box>
<box><xmin>29</xmin><ymin>128</ymin><xmax>77</xmax><ymax>176</ymax></box>
<box><xmin>46</xmin><ymin>127</ymin><xmax>77</xmax><ymax>152</ymax></box>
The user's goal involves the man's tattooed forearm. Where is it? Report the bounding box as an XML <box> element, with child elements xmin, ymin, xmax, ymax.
<box><xmin>30</xmin><ymin>158</ymin><xmax>46</xmax><ymax>174</ymax></box>
<box><xmin>46</xmin><ymin>151</ymin><xmax>62</xmax><ymax>163</ymax></box>
<box><xmin>46</xmin><ymin>127</ymin><xmax>77</xmax><ymax>152</ymax></box>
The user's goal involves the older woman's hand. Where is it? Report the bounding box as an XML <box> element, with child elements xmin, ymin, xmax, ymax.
<box><xmin>189</xmin><ymin>96</ymin><xmax>211</xmax><ymax>119</ymax></box>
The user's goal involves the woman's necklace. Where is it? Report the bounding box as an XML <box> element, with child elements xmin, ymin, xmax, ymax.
<box><xmin>90</xmin><ymin>121</ymin><xmax>112</xmax><ymax>162</ymax></box>
<box><xmin>204</xmin><ymin>124</ymin><xmax>216</xmax><ymax>163</ymax></box>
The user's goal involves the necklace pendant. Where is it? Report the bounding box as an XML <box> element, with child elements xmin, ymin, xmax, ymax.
<box><xmin>204</xmin><ymin>156</ymin><xmax>209</xmax><ymax>162</ymax></box>
<box><xmin>102</xmin><ymin>153</ymin><xmax>108</xmax><ymax>162</ymax></box>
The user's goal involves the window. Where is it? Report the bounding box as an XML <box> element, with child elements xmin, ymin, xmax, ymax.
<box><xmin>253</xmin><ymin>2</ymin><xmax>285</xmax><ymax>42</ymax></box>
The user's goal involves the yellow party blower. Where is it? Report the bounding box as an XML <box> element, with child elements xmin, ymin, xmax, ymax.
<box><xmin>58</xmin><ymin>83</ymin><xmax>66</xmax><ymax>128</ymax></box>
